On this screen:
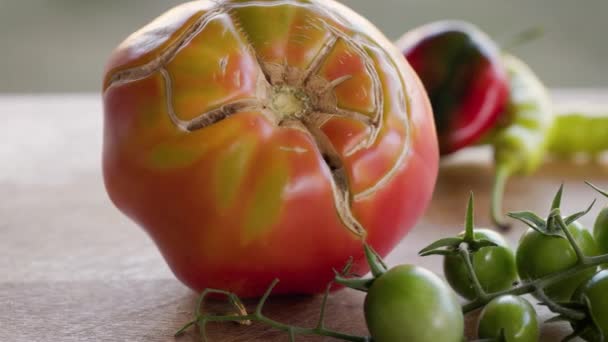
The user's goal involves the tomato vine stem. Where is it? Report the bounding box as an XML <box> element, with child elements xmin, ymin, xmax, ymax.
<box><xmin>458</xmin><ymin>247</ymin><xmax>488</xmax><ymax>302</ymax></box>
<box><xmin>555</xmin><ymin>211</ymin><xmax>588</xmax><ymax>265</ymax></box>
<box><xmin>534</xmin><ymin>287</ymin><xmax>585</xmax><ymax>321</ymax></box>
<box><xmin>175</xmin><ymin>278</ymin><xmax>372</xmax><ymax>342</ymax></box>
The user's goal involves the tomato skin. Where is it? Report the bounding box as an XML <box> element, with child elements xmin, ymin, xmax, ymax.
<box><xmin>102</xmin><ymin>0</ymin><xmax>438</xmax><ymax>297</ymax></box>
<box><xmin>572</xmin><ymin>270</ymin><xmax>608</xmax><ymax>341</ymax></box>
<box><xmin>444</xmin><ymin>229</ymin><xmax>517</xmax><ymax>299</ymax></box>
<box><xmin>594</xmin><ymin>207</ymin><xmax>608</xmax><ymax>254</ymax></box>
<box><xmin>477</xmin><ymin>295</ymin><xmax>539</xmax><ymax>342</ymax></box>
<box><xmin>516</xmin><ymin>221</ymin><xmax>600</xmax><ymax>301</ymax></box>
<box><xmin>396</xmin><ymin>21</ymin><xmax>509</xmax><ymax>155</ymax></box>
<box><xmin>364</xmin><ymin>265</ymin><xmax>464</xmax><ymax>342</ymax></box>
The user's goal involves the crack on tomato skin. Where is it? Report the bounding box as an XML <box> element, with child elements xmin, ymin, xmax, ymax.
<box><xmin>352</xmin><ymin>43</ymin><xmax>413</xmax><ymax>202</ymax></box>
<box><xmin>300</xmin><ymin>118</ymin><xmax>368</xmax><ymax>238</ymax></box>
<box><xmin>305</xmin><ymin>111</ymin><xmax>332</xmax><ymax>128</ymax></box>
<box><xmin>104</xmin><ymin>8</ymin><xmax>226</xmax><ymax>91</ymax></box>
<box><xmin>225</xmin><ymin>6</ymin><xmax>274</xmax><ymax>87</ymax></box>
<box><xmin>186</xmin><ymin>100</ymin><xmax>262</xmax><ymax>131</ymax></box>
<box><xmin>159</xmin><ymin>67</ymin><xmax>188</xmax><ymax>131</ymax></box>
<box><xmin>298</xmin><ymin>34</ymin><xmax>339</xmax><ymax>87</ymax></box>
<box><xmin>331</xmin><ymin>32</ymin><xmax>384</xmax><ymax>154</ymax></box>
<box><xmin>320</xmin><ymin>108</ymin><xmax>373</xmax><ymax>128</ymax></box>
<box><xmin>352</xmin><ymin>130</ymin><xmax>411</xmax><ymax>202</ymax></box>
<box><xmin>274</xmin><ymin>115</ymin><xmax>367</xmax><ymax>238</ymax></box>
<box><xmin>324</xmin><ymin>74</ymin><xmax>352</xmax><ymax>91</ymax></box>
<box><xmin>160</xmin><ymin>67</ymin><xmax>265</xmax><ymax>132</ymax></box>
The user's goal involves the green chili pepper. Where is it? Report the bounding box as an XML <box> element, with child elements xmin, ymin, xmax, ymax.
<box><xmin>491</xmin><ymin>54</ymin><xmax>554</xmax><ymax>229</ymax></box>
<box><xmin>548</xmin><ymin>110</ymin><xmax>608</xmax><ymax>159</ymax></box>
<box><xmin>490</xmin><ymin>59</ymin><xmax>608</xmax><ymax>228</ymax></box>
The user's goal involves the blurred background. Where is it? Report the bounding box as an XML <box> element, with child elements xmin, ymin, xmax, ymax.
<box><xmin>0</xmin><ymin>0</ymin><xmax>606</xmax><ymax>93</ymax></box>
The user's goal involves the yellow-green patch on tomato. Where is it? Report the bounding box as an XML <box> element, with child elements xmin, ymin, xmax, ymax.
<box><xmin>242</xmin><ymin>159</ymin><xmax>289</xmax><ymax>244</ymax></box>
<box><xmin>214</xmin><ymin>136</ymin><xmax>257</xmax><ymax>212</ymax></box>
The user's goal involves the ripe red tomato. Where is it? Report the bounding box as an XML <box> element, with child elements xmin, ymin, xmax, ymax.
<box><xmin>102</xmin><ymin>0</ymin><xmax>438</xmax><ymax>297</ymax></box>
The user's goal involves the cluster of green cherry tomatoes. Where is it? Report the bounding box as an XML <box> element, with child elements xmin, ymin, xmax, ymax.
<box><xmin>360</xmin><ymin>183</ymin><xmax>608</xmax><ymax>342</ymax></box>
<box><xmin>177</xmin><ymin>183</ymin><xmax>608</xmax><ymax>342</ymax></box>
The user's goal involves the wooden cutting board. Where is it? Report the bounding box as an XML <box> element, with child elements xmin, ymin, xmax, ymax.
<box><xmin>2</xmin><ymin>91</ymin><xmax>607</xmax><ymax>341</ymax></box>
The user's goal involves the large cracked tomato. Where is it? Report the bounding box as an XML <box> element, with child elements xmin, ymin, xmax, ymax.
<box><xmin>102</xmin><ymin>0</ymin><xmax>438</xmax><ymax>297</ymax></box>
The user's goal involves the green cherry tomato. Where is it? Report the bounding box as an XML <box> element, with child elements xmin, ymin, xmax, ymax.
<box><xmin>364</xmin><ymin>265</ymin><xmax>464</xmax><ymax>342</ymax></box>
<box><xmin>444</xmin><ymin>229</ymin><xmax>518</xmax><ymax>299</ymax></box>
<box><xmin>593</xmin><ymin>207</ymin><xmax>608</xmax><ymax>254</ymax></box>
<box><xmin>516</xmin><ymin>221</ymin><xmax>600</xmax><ymax>301</ymax></box>
<box><xmin>572</xmin><ymin>269</ymin><xmax>608</xmax><ymax>341</ymax></box>
<box><xmin>477</xmin><ymin>295</ymin><xmax>539</xmax><ymax>342</ymax></box>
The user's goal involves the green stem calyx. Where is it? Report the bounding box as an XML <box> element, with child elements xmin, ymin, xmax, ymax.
<box><xmin>419</xmin><ymin>192</ymin><xmax>498</xmax><ymax>258</ymax></box>
<box><xmin>507</xmin><ymin>184</ymin><xmax>595</xmax><ymax>236</ymax></box>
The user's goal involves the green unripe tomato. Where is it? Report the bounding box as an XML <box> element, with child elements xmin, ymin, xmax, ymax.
<box><xmin>516</xmin><ymin>221</ymin><xmax>600</xmax><ymax>301</ymax></box>
<box><xmin>594</xmin><ymin>207</ymin><xmax>608</xmax><ymax>254</ymax></box>
<box><xmin>572</xmin><ymin>270</ymin><xmax>608</xmax><ymax>341</ymax></box>
<box><xmin>444</xmin><ymin>229</ymin><xmax>517</xmax><ymax>299</ymax></box>
<box><xmin>477</xmin><ymin>295</ymin><xmax>539</xmax><ymax>342</ymax></box>
<box><xmin>364</xmin><ymin>265</ymin><xmax>464</xmax><ymax>342</ymax></box>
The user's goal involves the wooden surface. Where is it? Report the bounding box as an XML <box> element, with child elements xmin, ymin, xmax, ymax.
<box><xmin>2</xmin><ymin>91</ymin><xmax>608</xmax><ymax>341</ymax></box>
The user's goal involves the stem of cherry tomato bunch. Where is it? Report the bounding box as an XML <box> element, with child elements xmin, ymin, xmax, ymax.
<box><xmin>175</xmin><ymin>261</ymin><xmax>373</xmax><ymax>342</ymax></box>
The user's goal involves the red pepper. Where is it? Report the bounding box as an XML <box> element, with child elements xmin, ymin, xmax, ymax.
<box><xmin>396</xmin><ymin>21</ymin><xmax>509</xmax><ymax>155</ymax></box>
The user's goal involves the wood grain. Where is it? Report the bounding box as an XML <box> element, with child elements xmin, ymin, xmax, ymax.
<box><xmin>2</xmin><ymin>92</ymin><xmax>607</xmax><ymax>341</ymax></box>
